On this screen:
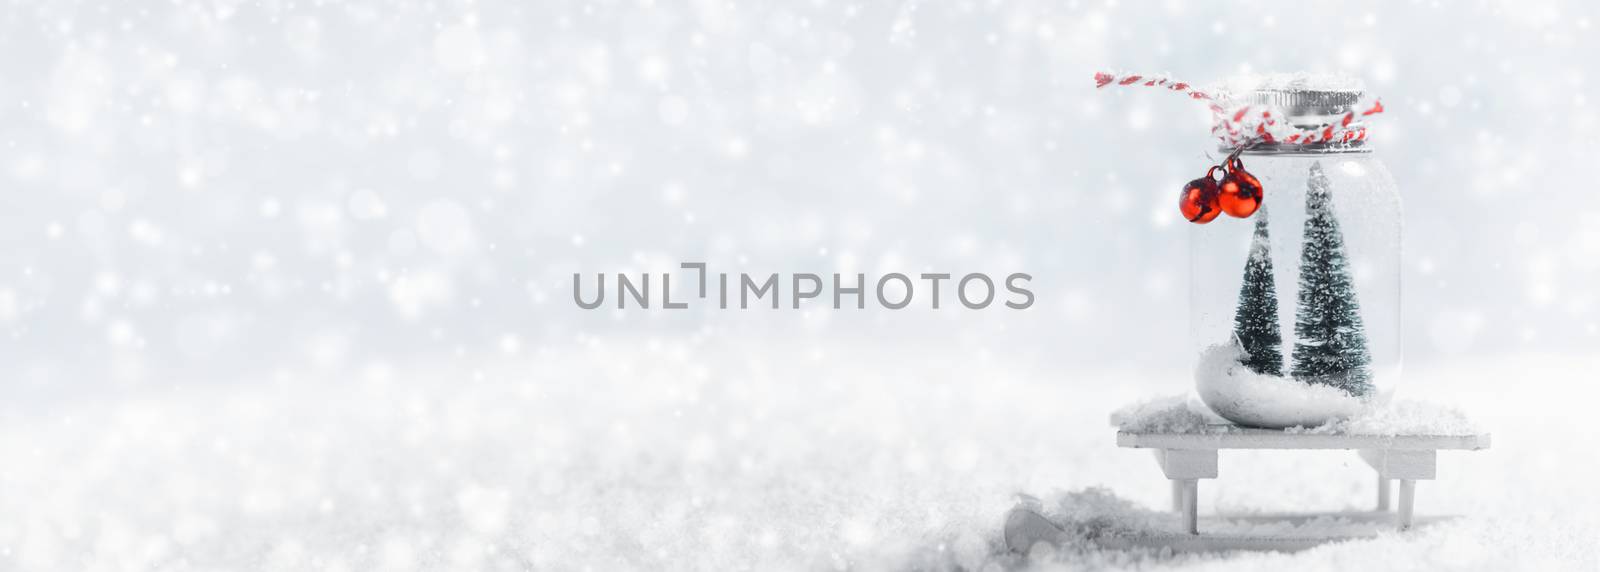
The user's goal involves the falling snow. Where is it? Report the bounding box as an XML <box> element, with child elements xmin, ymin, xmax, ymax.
<box><xmin>0</xmin><ymin>0</ymin><xmax>1596</xmax><ymax>569</ymax></box>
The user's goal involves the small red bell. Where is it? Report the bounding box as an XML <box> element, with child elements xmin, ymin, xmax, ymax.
<box><xmin>1179</xmin><ymin>167</ymin><xmax>1223</xmax><ymax>224</ymax></box>
<box><xmin>1218</xmin><ymin>157</ymin><xmax>1264</xmax><ymax>218</ymax></box>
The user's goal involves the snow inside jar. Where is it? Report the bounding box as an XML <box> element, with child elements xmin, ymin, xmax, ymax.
<box><xmin>1189</xmin><ymin>85</ymin><xmax>1401</xmax><ymax>429</ymax></box>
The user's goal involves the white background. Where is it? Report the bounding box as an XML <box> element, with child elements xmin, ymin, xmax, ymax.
<box><xmin>1</xmin><ymin>1</ymin><xmax>1596</xmax><ymax>569</ymax></box>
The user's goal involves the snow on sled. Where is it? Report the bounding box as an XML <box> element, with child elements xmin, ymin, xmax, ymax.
<box><xmin>1005</xmin><ymin>398</ymin><xmax>1489</xmax><ymax>555</ymax></box>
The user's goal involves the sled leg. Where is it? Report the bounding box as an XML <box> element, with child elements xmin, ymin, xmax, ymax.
<box><xmin>1359</xmin><ymin>449</ymin><xmax>1433</xmax><ymax>524</ymax></box>
<box><xmin>1180</xmin><ymin>479</ymin><xmax>1198</xmax><ymax>535</ymax></box>
<box><xmin>1152</xmin><ymin>449</ymin><xmax>1215</xmax><ymax>535</ymax></box>
<box><xmin>1397</xmin><ymin>479</ymin><xmax>1416</xmax><ymax>531</ymax></box>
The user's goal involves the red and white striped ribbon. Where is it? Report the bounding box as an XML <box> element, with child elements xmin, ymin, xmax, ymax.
<box><xmin>1092</xmin><ymin>72</ymin><xmax>1385</xmax><ymax>149</ymax></box>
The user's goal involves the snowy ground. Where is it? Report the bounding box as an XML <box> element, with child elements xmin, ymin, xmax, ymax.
<box><xmin>2</xmin><ymin>339</ymin><xmax>1595</xmax><ymax>571</ymax></box>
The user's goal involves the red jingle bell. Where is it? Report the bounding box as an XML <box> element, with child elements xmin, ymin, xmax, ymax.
<box><xmin>1179</xmin><ymin>167</ymin><xmax>1223</xmax><ymax>224</ymax></box>
<box><xmin>1218</xmin><ymin>157</ymin><xmax>1264</xmax><ymax>218</ymax></box>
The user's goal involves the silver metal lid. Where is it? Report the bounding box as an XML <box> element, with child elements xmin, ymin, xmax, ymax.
<box><xmin>1243</xmin><ymin>89</ymin><xmax>1364</xmax><ymax>129</ymax></box>
<box><xmin>1231</xmin><ymin>88</ymin><xmax>1370</xmax><ymax>155</ymax></box>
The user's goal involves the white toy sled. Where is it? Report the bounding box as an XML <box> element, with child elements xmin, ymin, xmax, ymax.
<box><xmin>1006</xmin><ymin>404</ymin><xmax>1490</xmax><ymax>554</ymax></box>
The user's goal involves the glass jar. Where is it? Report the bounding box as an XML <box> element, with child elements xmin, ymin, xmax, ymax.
<box><xmin>1190</xmin><ymin>89</ymin><xmax>1401</xmax><ymax>428</ymax></box>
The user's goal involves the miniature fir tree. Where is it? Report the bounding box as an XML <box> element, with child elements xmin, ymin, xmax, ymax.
<box><xmin>1290</xmin><ymin>161</ymin><xmax>1374</xmax><ymax>397</ymax></box>
<box><xmin>1233</xmin><ymin>209</ymin><xmax>1283</xmax><ymax>376</ymax></box>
